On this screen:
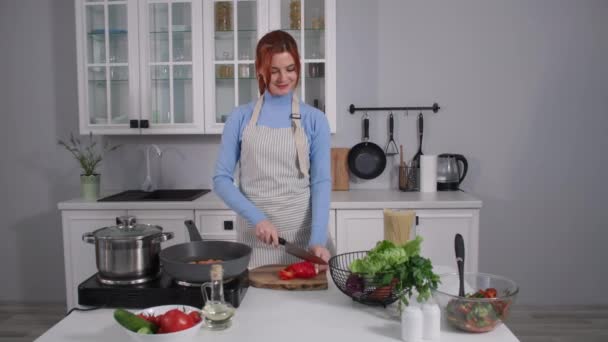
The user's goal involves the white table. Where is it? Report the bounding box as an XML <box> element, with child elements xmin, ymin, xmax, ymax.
<box><xmin>36</xmin><ymin>266</ymin><xmax>519</xmax><ymax>342</ymax></box>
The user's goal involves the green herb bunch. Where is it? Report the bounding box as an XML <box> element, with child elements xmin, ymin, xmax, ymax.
<box><xmin>58</xmin><ymin>132</ymin><xmax>121</xmax><ymax>176</ymax></box>
<box><xmin>349</xmin><ymin>236</ymin><xmax>440</xmax><ymax>307</ymax></box>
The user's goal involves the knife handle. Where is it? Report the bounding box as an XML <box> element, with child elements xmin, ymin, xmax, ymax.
<box><xmin>278</xmin><ymin>237</ymin><xmax>287</xmax><ymax>245</ymax></box>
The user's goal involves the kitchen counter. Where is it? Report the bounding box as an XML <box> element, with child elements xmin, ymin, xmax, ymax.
<box><xmin>57</xmin><ymin>189</ymin><xmax>482</xmax><ymax>210</ymax></box>
<box><xmin>35</xmin><ymin>266</ymin><xmax>517</xmax><ymax>342</ymax></box>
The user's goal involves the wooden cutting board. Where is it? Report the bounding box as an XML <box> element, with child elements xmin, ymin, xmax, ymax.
<box><xmin>249</xmin><ymin>265</ymin><xmax>328</xmax><ymax>290</ymax></box>
<box><xmin>331</xmin><ymin>148</ymin><xmax>350</xmax><ymax>191</ymax></box>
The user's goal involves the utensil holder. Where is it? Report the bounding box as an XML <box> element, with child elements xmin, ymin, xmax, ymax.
<box><xmin>398</xmin><ymin>166</ymin><xmax>419</xmax><ymax>192</ymax></box>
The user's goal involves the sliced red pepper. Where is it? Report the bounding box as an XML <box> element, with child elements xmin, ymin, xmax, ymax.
<box><xmin>279</xmin><ymin>269</ymin><xmax>295</xmax><ymax>280</ymax></box>
<box><xmin>278</xmin><ymin>261</ymin><xmax>317</xmax><ymax>280</ymax></box>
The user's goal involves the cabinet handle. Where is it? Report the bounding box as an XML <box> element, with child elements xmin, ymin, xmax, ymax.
<box><xmin>130</xmin><ymin>119</ymin><xmax>139</xmax><ymax>128</ymax></box>
<box><xmin>223</xmin><ymin>221</ymin><xmax>234</xmax><ymax>231</ymax></box>
<box><xmin>140</xmin><ymin>120</ymin><xmax>149</xmax><ymax>128</ymax></box>
<box><xmin>416</xmin><ymin>216</ymin><xmax>419</xmax><ymax>226</ymax></box>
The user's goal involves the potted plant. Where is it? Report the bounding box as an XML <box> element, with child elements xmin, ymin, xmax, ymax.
<box><xmin>58</xmin><ymin>132</ymin><xmax>121</xmax><ymax>200</ymax></box>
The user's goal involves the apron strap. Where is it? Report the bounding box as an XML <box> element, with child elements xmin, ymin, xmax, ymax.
<box><xmin>290</xmin><ymin>94</ymin><xmax>310</xmax><ymax>178</ymax></box>
<box><xmin>248</xmin><ymin>92</ymin><xmax>310</xmax><ymax>178</ymax></box>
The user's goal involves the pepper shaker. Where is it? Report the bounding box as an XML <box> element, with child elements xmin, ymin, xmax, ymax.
<box><xmin>402</xmin><ymin>306</ymin><xmax>423</xmax><ymax>342</ymax></box>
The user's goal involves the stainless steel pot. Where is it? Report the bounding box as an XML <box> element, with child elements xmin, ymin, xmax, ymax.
<box><xmin>82</xmin><ymin>216</ymin><xmax>173</xmax><ymax>285</ymax></box>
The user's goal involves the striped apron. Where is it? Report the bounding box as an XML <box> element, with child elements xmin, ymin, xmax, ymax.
<box><xmin>236</xmin><ymin>93</ymin><xmax>312</xmax><ymax>269</ymax></box>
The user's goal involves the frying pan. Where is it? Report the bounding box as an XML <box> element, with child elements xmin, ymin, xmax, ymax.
<box><xmin>348</xmin><ymin>115</ymin><xmax>387</xmax><ymax>179</ymax></box>
<box><xmin>160</xmin><ymin>220</ymin><xmax>252</xmax><ymax>283</ymax></box>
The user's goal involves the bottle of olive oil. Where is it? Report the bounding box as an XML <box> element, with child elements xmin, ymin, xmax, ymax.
<box><xmin>201</xmin><ymin>264</ymin><xmax>235</xmax><ymax>330</ymax></box>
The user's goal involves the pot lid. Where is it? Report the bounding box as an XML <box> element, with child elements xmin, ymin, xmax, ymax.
<box><xmin>92</xmin><ymin>216</ymin><xmax>163</xmax><ymax>240</ymax></box>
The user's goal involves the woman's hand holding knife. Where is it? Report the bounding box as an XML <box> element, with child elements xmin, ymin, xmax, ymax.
<box><xmin>255</xmin><ymin>219</ymin><xmax>280</xmax><ymax>247</ymax></box>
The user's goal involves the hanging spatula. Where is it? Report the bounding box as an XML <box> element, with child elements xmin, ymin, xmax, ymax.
<box><xmin>411</xmin><ymin>113</ymin><xmax>424</xmax><ymax>168</ymax></box>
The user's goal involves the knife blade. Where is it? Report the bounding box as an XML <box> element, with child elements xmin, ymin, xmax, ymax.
<box><xmin>278</xmin><ymin>237</ymin><xmax>328</xmax><ymax>265</ymax></box>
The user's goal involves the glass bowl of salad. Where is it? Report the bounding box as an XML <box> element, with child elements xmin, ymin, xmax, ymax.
<box><xmin>433</xmin><ymin>272</ymin><xmax>519</xmax><ymax>333</ymax></box>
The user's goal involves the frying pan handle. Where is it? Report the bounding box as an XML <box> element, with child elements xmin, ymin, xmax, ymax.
<box><xmin>184</xmin><ymin>220</ymin><xmax>204</xmax><ymax>242</ymax></box>
<box><xmin>363</xmin><ymin>117</ymin><xmax>370</xmax><ymax>142</ymax></box>
<box><xmin>152</xmin><ymin>232</ymin><xmax>174</xmax><ymax>243</ymax></box>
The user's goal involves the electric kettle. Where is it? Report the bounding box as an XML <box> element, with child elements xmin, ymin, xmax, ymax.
<box><xmin>436</xmin><ymin>154</ymin><xmax>468</xmax><ymax>191</ymax></box>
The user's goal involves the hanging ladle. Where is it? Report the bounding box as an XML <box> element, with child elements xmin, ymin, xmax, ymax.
<box><xmin>455</xmin><ymin>233</ymin><xmax>465</xmax><ymax>297</ymax></box>
<box><xmin>384</xmin><ymin>112</ymin><xmax>399</xmax><ymax>156</ymax></box>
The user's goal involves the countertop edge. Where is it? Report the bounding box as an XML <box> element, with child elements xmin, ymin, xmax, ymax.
<box><xmin>58</xmin><ymin>190</ymin><xmax>483</xmax><ymax>211</ymax></box>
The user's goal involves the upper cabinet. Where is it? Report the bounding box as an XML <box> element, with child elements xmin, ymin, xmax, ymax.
<box><xmin>75</xmin><ymin>0</ymin><xmax>336</xmax><ymax>135</ymax></box>
<box><xmin>75</xmin><ymin>0</ymin><xmax>205</xmax><ymax>134</ymax></box>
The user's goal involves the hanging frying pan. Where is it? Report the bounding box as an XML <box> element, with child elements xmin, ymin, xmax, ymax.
<box><xmin>348</xmin><ymin>115</ymin><xmax>387</xmax><ymax>180</ymax></box>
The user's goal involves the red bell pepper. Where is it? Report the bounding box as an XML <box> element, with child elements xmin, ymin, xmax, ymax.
<box><xmin>277</xmin><ymin>261</ymin><xmax>317</xmax><ymax>280</ymax></box>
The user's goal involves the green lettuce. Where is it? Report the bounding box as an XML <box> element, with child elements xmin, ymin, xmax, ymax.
<box><xmin>347</xmin><ymin>236</ymin><xmax>439</xmax><ymax>306</ymax></box>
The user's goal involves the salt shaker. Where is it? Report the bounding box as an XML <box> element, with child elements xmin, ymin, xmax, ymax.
<box><xmin>422</xmin><ymin>303</ymin><xmax>441</xmax><ymax>340</ymax></box>
<box><xmin>401</xmin><ymin>306</ymin><xmax>423</xmax><ymax>342</ymax></box>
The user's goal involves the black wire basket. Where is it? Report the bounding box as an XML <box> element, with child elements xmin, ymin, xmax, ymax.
<box><xmin>329</xmin><ymin>251</ymin><xmax>402</xmax><ymax>307</ymax></box>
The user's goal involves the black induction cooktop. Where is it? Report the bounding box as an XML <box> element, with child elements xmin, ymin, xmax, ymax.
<box><xmin>97</xmin><ymin>189</ymin><xmax>210</xmax><ymax>202</ymax></box>
<box><xmin>78</xmin><ymin>270</ymin><xmax>248</xmax><ymax>309</ymax></box>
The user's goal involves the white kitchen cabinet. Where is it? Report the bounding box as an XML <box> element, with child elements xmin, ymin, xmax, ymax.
<box><xmin>61</xmin><ymin>209</ymin><xmax>194</xmax><ymax>310</ymax></box>
<box><xmin>75</xmin><ymin>0</ymin><xmax>205</xmax><ymax>134</ymax></box>
<box><xmin>196</xmin><ymin>209</ymin><xmax>237</xmax><ymax>240</ymax></box>
<box><xmin>335</xmin><ymin>209</ymin><xmax>479</xmax><ymax>273</ymax></box>
<box><xmin>61</xmin><ymin>209</ymin><xmax>125</xmax><ymax>310</ymax></box>
<box><xmin>204</xmin><ymin>0</ymin><xmax>336</xmax><ymax>133</ymax></box>
<box><xmin>195</xmin><ymin>209</ymin><xmax>336</xmax><ymax>246</ymax></box>
<box><xmin>75</xmin><ymin>0</ymin><xmax>336</xmax><ymax>135</ymax></box>
<box><xmin>415</xmin><ymin>209</ymin><xmax>479</xmax><ymax>274</ymax></box>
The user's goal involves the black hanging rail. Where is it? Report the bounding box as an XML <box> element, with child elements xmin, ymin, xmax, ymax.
<box><xmin>348</xmin><ymin>102</ymin><xmax>440</xmax><ymax>114</ymax></box>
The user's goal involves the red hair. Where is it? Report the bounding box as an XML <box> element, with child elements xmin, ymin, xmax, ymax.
<box><xmin>255</xmin><ymin>30</ymin><xmax>301</xmax><ymax>94</ymax></box>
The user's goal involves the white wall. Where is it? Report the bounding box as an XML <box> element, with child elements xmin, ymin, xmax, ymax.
<box><xmin>1</xmin><ymin>0</ymin><xmax>607</xmax><ymax>305</ymax></box>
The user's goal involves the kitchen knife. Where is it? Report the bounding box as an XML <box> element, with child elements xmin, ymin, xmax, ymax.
<box><xmin>278</xmin><ymin>237</ymin><xmax>328</xmax><ymax>265</ymax></box>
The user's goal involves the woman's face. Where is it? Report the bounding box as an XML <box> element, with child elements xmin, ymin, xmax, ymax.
<box><xmin>266</xmin><ymin>51</ymin><xmax>298</xmax><ymax>96</ymax></box>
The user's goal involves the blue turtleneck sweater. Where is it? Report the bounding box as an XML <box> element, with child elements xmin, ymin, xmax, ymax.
<box><xmin>213</xmin><ymin>92</ymin><xmax>331</xmax><ymax>247</ymax></box>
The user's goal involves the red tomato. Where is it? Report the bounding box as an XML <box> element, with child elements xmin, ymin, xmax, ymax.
<box><xmin>159</xmin><ymin>309</ymin><xmax>195</xmax><ymax>333</ymax></box>
<box><xmin>188</xmin><ymin>311</ymin><xmax>202</xmax><ymax>324</ymax></box>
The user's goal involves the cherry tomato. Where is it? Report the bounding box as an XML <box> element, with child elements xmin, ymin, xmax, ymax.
<box><xmin>484</xmin><ymin>288</ymin><xmax>497</xmax><ymax>298</ymax></box>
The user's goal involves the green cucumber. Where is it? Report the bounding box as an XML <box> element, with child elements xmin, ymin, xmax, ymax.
<box><xmin>137</xmin><ymin>326</ymin><xmax>154</xmax><ymax>334</ymax></box>
<box><xmin>114</xmin><ymin>308</ymin><xmax>158</xmax><ymax>334</ymax></box>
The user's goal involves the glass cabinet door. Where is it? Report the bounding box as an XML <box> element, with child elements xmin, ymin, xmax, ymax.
<box><xmin>279</xmin><ymin>0</ymin><xmax>326</xmax><ymax>112</ymax></box>
<box><xmin>147</xmin><ymin>1</ymin><xmax>194</xmax><ymax>125</ymax></box>
<box><xmin>84</xmin><ymin>1</ymin><xmax>131</xmax><ymax>126</ymax></box>
<box><xmin>213</xmin><ymin>0</ymin><xmax>259</xmax><ymax>124</ymax></box>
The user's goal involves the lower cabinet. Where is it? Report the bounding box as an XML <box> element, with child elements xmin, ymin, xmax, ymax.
<box><xmin>335</xmin><ymin>209</ymin><xmax>479</xmax><ymax>273</ymax></box>
<box><xmin>61</xmin><ymin>206</ymin><xmax>476</xmax><ymax>310</ymax></box>
<box><xmin>195</xmin><ymin>210</ymin><xmax>337</xmax><ymax>251</ymax></box>
<box><xmin>61</xmin><ymin>209</ymin><xmax>194</xmax><ymax>310</ymax></box>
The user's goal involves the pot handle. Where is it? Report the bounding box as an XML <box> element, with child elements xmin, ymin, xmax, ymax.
<box><xmin>82</xmin><ymin>232</ymin><xmax>96</xmax><ymax>244</ymax></box>
<box><xmin>152</xmin><ymin>232</ymin><xmax>174</xmax><ymax>243</ymax></box>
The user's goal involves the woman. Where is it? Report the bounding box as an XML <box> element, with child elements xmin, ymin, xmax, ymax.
<box><xmin>213</xmin><ymin>30</ymin><xmax>331</xmax><ymax>269</ymax></box>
